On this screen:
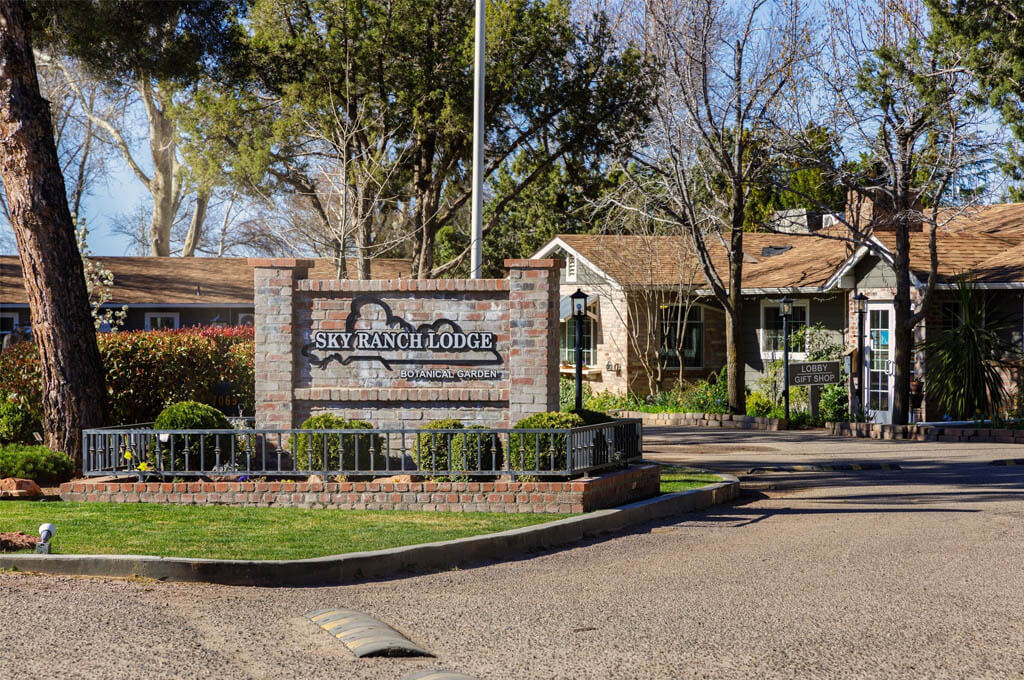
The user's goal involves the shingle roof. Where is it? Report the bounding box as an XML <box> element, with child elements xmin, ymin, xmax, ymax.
<box><xmin>553</xmin><ymin>230</ymin><xmax>851</xmax><ymax>289</ymax></box>
<box><xmin>554</xmin><ymin>203</ymin><xmax>1024</xmax><ymax>289</ymax></box>
<box><xmin>0</xmin><ymin>256</ymin><xmax>413</xmax><ymax>305</ymax></box>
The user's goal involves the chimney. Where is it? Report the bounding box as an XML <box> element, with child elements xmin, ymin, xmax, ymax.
<box><xmin>846</xmin><ymin>188</ymin><xmax>922</xmax><ymax>233</ymax></box>
<box><xmin>769</xmin><ymin>208</ymin><xmax>823</xmax><ymax>234</ymax></box>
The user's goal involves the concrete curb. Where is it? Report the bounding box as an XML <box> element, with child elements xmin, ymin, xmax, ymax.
<box><xmin>0</xmin><ymin>477</ymin><xmax>738</xmax><ymax>587</ymax></box>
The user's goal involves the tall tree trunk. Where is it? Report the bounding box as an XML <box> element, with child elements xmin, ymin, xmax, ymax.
<box><xmin>356</xmin><ymin>194</ymin><xmax>372</xmax><ymax>280</ymax></box>
<box><xmin>182</xmin><ymin>188</ymin><xmax>209</xmax><ymax>257</ymax></box>
<box><xmin>726</xmin><ymin>206</ymin><xmax>746</xmax><ymax>414</ymax></box>
<box><xmin>140</xmin><ymin>80</ymin><xmax>176</xmax><ymax>256</ymax></box>
<box><xmin>891</xmin><ymin>222</ymin><xmax>913</xmax><ymax>425</ymax></box>
<box><xmin>0</xmin><ymin>0</ymin><xmax>106</xmax><ymax>466</ymax></box>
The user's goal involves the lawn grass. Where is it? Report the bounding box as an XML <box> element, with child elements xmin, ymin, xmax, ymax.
<box><xmin>659</xmin><ymin>466</ymin><xmax>723</xmax><ymax>493</ymax></box>
<box><xmin>0</xmin><ymin>502</ymin><xmax>570</xmax><ymax>560</ymax></box>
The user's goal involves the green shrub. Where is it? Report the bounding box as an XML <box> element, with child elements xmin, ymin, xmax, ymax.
<box><xmin>449</xmin><ymin>426</ymin><xmax>504</xmax><ymax>477</ymax></box>
<box><xmin>582</xmin><ymin>389</ymin><xmax>638</xmax><ymax>412</ymax></box>
<box><xmin>509</xmin><ymin>411</ymin><xmax>584</xmax><ymax>474</ymax></box>
<box><xmin>0</xmin><ymin>326</ymin><xmax>255</xmax><ymax>427</ymax></box>
<box><xmin>559</xmin><ymin>377</ymin><xmax>594</xmax><ymax>411</ymax></box>
<box><xmin>152</xmin><ymin>400</ymin><xmax>233</xmax><ymax>471</ymax></box>
<box><xmin>785</xmin><ymin>411</ymin><xmax>813</xmax><ymax>429</ymax></box>
<box><xmin>0</xmin><ymin>444</ymin><xmax>74</xmax><ymax>485</ymax></box>
<box><xmin>683</xmin><ymin>367</ymin><xmax>729</xmax><ymax>413</ymax></box>
<box><xmin>745</xmin><ymin>390</ymin><xmax>774</xmax><ymax>418</ymax></box>
<box><xmin>569</xmin><ymin>408</ymin><xmax>614</xmax><ymax>425</ymax></box>
<box><xmin>0</xmin><ymin>395</ymin><xmax>40</xmax><ymax>444</ymax></box>
<box><xmin>287</xmin><ymin>413</ymin><xmax>385</xmax><ymax>473</ymax></box>
<box><xmin>412</xmin><ymin>418</ymin><xmax>464</xmax><ymax>473</ymax></box>
<box><xmin>818</xmin><ymin>383</ymin><xmax>849</xmax><ymax>422</ymax></box>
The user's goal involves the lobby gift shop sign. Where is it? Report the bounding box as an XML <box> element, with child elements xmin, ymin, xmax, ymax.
<box><xmin>250</xmin><ymin>258</ymin><xmax>563</xmax><ymax>430</ymax></box>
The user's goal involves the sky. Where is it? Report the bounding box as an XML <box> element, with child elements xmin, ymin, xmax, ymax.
<box><xmin>0</xmin><ymin>150</ymin><xmax>148</xmax><ymax>257</ymax></box>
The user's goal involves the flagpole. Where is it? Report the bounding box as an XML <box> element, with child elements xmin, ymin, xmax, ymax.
<box><xmin>470</xmin><ymin>0</ymin><xmax>485</xmax><ymax>279</ymax></box>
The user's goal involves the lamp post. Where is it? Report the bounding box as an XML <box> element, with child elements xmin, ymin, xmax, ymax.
<box><xmin>570</xmin><ymin>288</ymin><xmax>588</xmax><ymax>412</ymax></box>
<box><xmin>780</xmin><ymin>297</ymin><xmax>793</xmax><ymax>420</ymax></box>
<box><xmin>854</xmin><ymin>292</ymin><xmax>868</xmax><ymax>415</ymax></box>
<box><xmin>470</xmin><ymin>0</ymin><xmax>485</xmax><ymax>278</ymax></box>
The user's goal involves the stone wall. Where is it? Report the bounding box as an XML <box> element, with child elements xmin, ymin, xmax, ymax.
<box><xmin>250</xmin><ymin>258</ymin><xmax>562</xmax><ymax>430</ymax></box>
<box><xmin>825</xmin><ymin>421</ymin><xmax>1024</xmax><ymax>443</ymax></box>
<box><xmin>60</xmin><ymin>465</ymin><xmax>662</xmax><ymax>514</ymax></box>
<box><xmin>617</xmin><ymin>411</ymin><xmax>788</xmax><ymax>431</ymax></box>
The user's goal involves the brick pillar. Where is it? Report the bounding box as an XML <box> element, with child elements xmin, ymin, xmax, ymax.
<box><xmin>506</xmin><ymin>258</ymin><xmax>563</xmax><ymax>425</ymax></box>
<box><xmin>249</xmin><ymin>258</ymin><xmax>314</xmax><ymax>430</ymax></box>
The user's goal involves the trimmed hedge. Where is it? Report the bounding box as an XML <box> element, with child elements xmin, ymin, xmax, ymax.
<box><xmin>509</xmin><ymin>411</ymin><xmax>584</xmax><ymax>473</ymax></box>
<box><xmin>413</xmin><ymin>420</ymin><xmax>503</xmax><ymax>478</ymax></box>
<box><xmin>0</xmin><ymin>444</ymin><xmax>74</xmax><ymax>485</ymax></box>
<box><xmin>152</xmin><ymin>401</ymin><xmax>233</xmax><ymax>471</ymax></box>
<box><xmin>0</xmin><ymin>326</ymin><xmax>254</xmax><ymax>426</ymax></box>
<box><xmin>287</xmin><ymin>413</ymin><xmax>385</xmax><ymax>473</ymax></box>
<box><xmin>412</xmin><ymin>418</ymin><xmax>464</xmax><ymax>473</ymax></box>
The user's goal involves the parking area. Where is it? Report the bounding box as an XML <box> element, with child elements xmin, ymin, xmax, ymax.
<box><xmin>2</xmin><ymin>427</ymin><xmax>1023</xmax><ymax>679</ymax></box>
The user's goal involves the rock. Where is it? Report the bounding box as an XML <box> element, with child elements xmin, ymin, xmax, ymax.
<box><xmin>373</xmin><ymin>474</ymin><xmax>420</xmax><ymax>483</ymax></box>
<box><xmin>0</xmin><ymin>531</ymin><xmax>39</xmax><ymax>552</ymax></box>
<box><xmin>0</xmin><ymin>478</ymin><xmax>43</xmax><ymax>498</ymax></box>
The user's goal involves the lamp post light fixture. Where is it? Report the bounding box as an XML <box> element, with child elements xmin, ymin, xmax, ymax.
<box><xmin>570</xmin><ymin>288</ymin><xmax>588</xmax><ymax>412</ymax></box>
<box><xmin>780</xmin><ymin>297</ymin><xmax>793</xmax><ymax>421</ymax></box>
<box><xmin>36</xmin><ymin>523</ymin><xmax>55</xmax><ymax>554</ymax></box>
<box><xmin>854</xmin><ymin>292</ymin><xmax>868</xmax><ymax>415</ymax></box>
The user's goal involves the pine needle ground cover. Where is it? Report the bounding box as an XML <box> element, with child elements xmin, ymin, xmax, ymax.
<box><xmin>0</xmin><ymin>502</ymin><xmax>570</xmax><ymax>560</ymax></box>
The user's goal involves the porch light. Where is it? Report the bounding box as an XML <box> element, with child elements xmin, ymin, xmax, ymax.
<box><xmin>570</xmin><ymin>289</ymin><xmax>588</xmax><ymax>318</ymax></box>
<box><xmin>780</xmin><ymin>297</ymin><xmax>793</xmax><ymax>318</ymax></box>
<box><xmin>854</xmin><ymin>292</ymin><xmax>868</xmax><ymax>314</ymax></box>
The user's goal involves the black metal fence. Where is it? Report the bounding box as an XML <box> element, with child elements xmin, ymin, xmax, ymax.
<box><xmin>82</xmin><ymin>419</ymin><xmax>643</xmax><ymax>480</ymax></box>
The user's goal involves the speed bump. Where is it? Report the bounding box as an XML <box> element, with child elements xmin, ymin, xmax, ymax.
<box><xmin>991</xmin><ymin>459</ymin><xmax>1024</xmax><ymax>466</ymax></box>
<box><xmin>401</xmin><ymin>672</ymin><xmax>481</xmax><ymax>680</ymax></box>
<box><xmin>305</xmin><ymin>609</ymin><xmax>433</xmax><ymax>657</ymax></box>
<box><xmin>749</xmin><ymin>463</ymin><xmax>901</xmax><ymax>473</ymax></box>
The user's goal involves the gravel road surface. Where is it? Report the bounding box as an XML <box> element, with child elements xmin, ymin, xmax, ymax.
<box><xmin>2</xmin><ymin>428</ymin><xmax>1022</xmax><ymax>679</ymax></box>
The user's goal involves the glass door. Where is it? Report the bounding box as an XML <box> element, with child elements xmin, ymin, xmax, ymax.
<box><xmin>865</xmin><ymin>304</ymin><xmax>894</xmax><ymax>424</ymax></box>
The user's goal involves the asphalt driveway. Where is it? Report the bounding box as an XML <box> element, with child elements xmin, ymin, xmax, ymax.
<box><xmin>2</xmin><ymin>428</ymin><xmax>1022</xmax><ymax>679</ymax></box>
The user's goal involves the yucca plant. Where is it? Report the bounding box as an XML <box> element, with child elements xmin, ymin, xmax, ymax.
<box><xmin>921</xmin><ymin>275</ymin><xmax>1018</xmax><ymax>419</ymax></box>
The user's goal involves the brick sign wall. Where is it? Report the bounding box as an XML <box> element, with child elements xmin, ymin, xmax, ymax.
<box><xmin>251</xmin><ymin>258</ymin><xmax>562</xmax><ymax>430</ymax></box>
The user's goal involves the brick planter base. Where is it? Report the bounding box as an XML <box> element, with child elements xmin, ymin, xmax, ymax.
<box><xmin>825</xmin><ymin>421</ymin><xmax>1024</xmax><ymax>443</ymax></box>
<box><xmin>618</xmin><ymin>411</ymin><xmax>787</xmax><ymax>431</ymax></box>
<box><xmin>59</xmin><ymin>465</ymin><xmax>661</xmax><ymax>514</ymax></box>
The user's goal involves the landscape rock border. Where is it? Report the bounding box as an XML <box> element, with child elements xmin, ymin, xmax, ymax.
<box><xmin>824</xmin><ymin>421</ymin><xmax>1024</xmax><ymax>442</ymax></box>
<box><xmin>0</xmin><ymin>476</ymin><xmax>738</xmax><ymax>587</ymax></box>
<box><xmin>616</xmin><ymin>411</ymin><xmax>787</xmax><ymax>431</ymax></box>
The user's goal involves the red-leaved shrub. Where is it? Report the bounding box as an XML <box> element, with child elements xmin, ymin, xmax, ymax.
<box><xmin>0</xmin><ymin>326</ymin><xmax>254</xmax><ymax>425</ymax></box>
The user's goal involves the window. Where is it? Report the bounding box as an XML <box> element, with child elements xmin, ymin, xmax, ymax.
<box><xmin>560</xmin><ymin>316</ymin><xmax>596</xmax><ymax>366</ymax></box>
<box><xmin>0</xmin><ymin>312</ymin><xmax>17</xmax><ymax>338</ymax></box>
<box><xmin>761</xmin><ymin>301</ymin><xmax>807</xmax><ymax>355</ymax></box>
<box><xmin>941</xmin><ymin>301</ymin><xmax>963</xmax><ymax>330</ymax></box>
<box><xmin>237</xmin><ymin>313</ymin><xmax>255</xmax><ymax>326</ymax></box>
<box><xmin>145</xmin><ymin>312</ymin><xmax>179</xmax><ymax>331</ymax></box>
<box><xmin>660</xmin><ymin>305</ymin><xmax>703</xmax><ymax>368</ymax></box>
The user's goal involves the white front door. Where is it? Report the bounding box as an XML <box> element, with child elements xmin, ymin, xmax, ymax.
<box><xmin>864</xmin><ymin>303</ymin><xmax>895</xmax><ymax>424</ymax></box>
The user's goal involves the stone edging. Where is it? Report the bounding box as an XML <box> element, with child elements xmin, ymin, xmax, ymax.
<box><xmin>616</xmin><ymin>411</ymin><xmax>787</xmax><ymax>431</ymax></box>
<box><xmin>824</xmin><ymin>421</ymin><xmax>1024</xmax><ymax>443</ymax></box>
<box><xmin>0</xmin><ymin>476</ymin><xmax>739</xmax><ymax>587</ymax></box>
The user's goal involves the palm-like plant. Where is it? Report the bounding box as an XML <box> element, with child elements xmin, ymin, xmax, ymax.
<box><xmin>921</xmin><ymin>275</ymin><xmax>1018</xmax><ymax>419</ymax></box>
